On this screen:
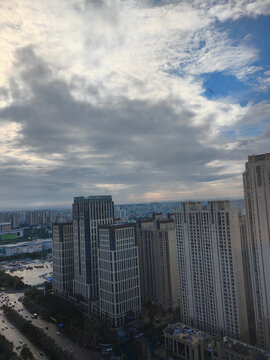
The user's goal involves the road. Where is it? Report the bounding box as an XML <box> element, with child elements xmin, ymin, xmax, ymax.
<box><xmin>0</xmin><ymin>309</ymin><xmax>49</xmax><ymax>360</ymax></box>
<box><xmin>1</xmin><ymin>291</ymin><xmax>105</xmax><ymax>360</ymax></box>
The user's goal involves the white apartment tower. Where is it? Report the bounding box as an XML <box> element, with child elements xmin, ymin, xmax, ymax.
<box><xmin>137</xmin><ymin>214</ymin><xmax>179</xmax><ymax>310</ymax></box>
<box><xmin>52</xmin><ymin>222</ymin><xmax>74</xmax><ymax>295</ymax></box>
<box><xmin>72</xmin><ymin>196</ymin><xmax>114</xmax><ymax>302</ymax></box>
<box><xmin>98</xmin><ymin>223</ymin><xmax>141</xmax><ymax>327</ymax></box>
<box><xmin>243</xmin><ymin>153</ymin><xmax>270</xmax><ymax>350</ymax></box>
<box><xmin>174</xmin><ymin>201</ymin><xmax>248</xmax><ymax>341</ymax></box>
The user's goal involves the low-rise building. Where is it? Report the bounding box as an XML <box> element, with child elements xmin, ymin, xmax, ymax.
<box><xmin>0</xmin><ymin>239</ymin><xmax>52</xmax><ymax>257</ymax></box>
<box><xmin>164</xmin><ymin>323</ymin><xmax>270</xmax><ymax>360</ymax></box>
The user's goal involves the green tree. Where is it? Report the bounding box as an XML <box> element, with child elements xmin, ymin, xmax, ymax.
<box><xmin>20</xmin><ymin>347</ymin><xmax>35</xmax><ymax>360</ymax></box>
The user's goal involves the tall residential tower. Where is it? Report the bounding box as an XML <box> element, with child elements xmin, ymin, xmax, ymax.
<box><xmin>243</xmin><ymin>153</ymin><xmax>270</xmax><ymax>349</ymax></box>
<box><xmin>174</xmin><ymin>201</ymin><xmax>248</xmax><ymax>341</ymax></box>
<box><xmin>137</xmin><ymin>214</ymin><xmax>179</xmax><ymax>310</ymax></box>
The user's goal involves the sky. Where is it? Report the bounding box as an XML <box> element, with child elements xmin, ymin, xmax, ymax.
<box><xmin>0</xmin><ymin>0</ymin><xmax>270</xmax><ymax>210</ymax></box>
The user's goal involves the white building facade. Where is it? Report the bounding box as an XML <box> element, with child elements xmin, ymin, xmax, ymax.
<box><xmin>98</xmin><ymin>223</ymin><xmax>141</xmax><ymax>327</ymax></box>
<box><xmin>137</xmin><ymin>214</ymin><xmax>179</xmax><ymax>310</ymax></box>
<box><xmin>174</xmin><ymin>201</ymin><xmax>248</xmax><ymax>341</ymax></box>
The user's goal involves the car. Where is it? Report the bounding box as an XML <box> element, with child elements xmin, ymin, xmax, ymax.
<box><xmin>22</xmin><ymin>344</ymin><xmax>27</xmax><ymax>348</ymax></box>
<box><xmin>16</xmin><ymin>346</ymin><xmax>21</xmax><ymax>350</ymax></box>
<box><xmin>1</xmin><ymin>328</ymin><xmax>4</xmax><ymax>331</ymax></box>
<box><xmin>25</xmin><ymin>315</ymin><xmax>28</xmax><ymax>318</ymax></box>
<box><xmin>11</xmin><ymin>325</ymin><xmax>14</xmax><ymax>329</ymax></box>
<box><xmin>56</xmin><ymin>331</ymin><xmax>61</xmax><ymax>335</ymax></box>
<box><xmin>19</xmin><ymin>340</ymin><xmax>23</xmax><ymax>344</ymax></box>
<box><xmin>45</xmin><ymin>326</ymin><xmax>48</xmax><ymax>330</ymax></box>
<box><xmin>39</xmin><ymin>352</ymin><xmax>44</xmax><ymax>356</ymax></box>
<box><xmin>5</xmin><ymin>325</ymin><xmax>8</xmax><ymax>329</ymax></box>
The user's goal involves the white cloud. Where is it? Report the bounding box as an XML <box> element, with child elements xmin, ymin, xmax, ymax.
<box><xmin>0</xmin><ymin>0</ymin><xmax>269</xmax><ymax>208</ymax></box>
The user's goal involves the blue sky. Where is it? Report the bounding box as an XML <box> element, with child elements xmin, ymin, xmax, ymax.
<box><xmin>0</xmin><ymin>0</ymin><xmax>270</xmax><ymax>209</ymax></box>
<box><xmin>202</xmin><ymin>15</ymin><xmax>270</xmax><ymax>106</ymax></box>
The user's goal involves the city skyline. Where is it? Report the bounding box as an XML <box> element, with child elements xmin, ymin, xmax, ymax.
<box><xmin>1</xmin><ymin>1</ymin><xmax>270</xmax><ymax>209</ymax></box>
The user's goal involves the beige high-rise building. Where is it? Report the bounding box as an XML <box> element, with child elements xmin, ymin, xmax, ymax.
<box><xmin>137</xmin><ymin>214</ymin><xmax>179</xmax><ymax>310</ymax></box>
<box><xmin>12</xmin><ymin>213</ymin><xmax>20</xmax><ymax>229</ymax></box>
<box><xmin>243</xmin><ymin>153</ymin><xmax>270</xmax><ymax>350</ymax></box>
<box><xmin>52</xmin><ymin>222</ymin><xmax>74</xmax><ymax>295</ymax></box>
<box><xmin>174</xmin><ymin>201</ymin><xmax>248</xmax><ymax>341</ymax></box>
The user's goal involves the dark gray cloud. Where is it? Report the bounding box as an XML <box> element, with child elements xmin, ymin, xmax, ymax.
<box><xmin>0</xmin><ymin>46</ymin><xmax>269</xmax><ymax>209</ymax></box>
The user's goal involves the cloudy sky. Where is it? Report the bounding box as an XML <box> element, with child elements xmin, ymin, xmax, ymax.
<box><xmin>0</xmin><ymin>0</ymin><xmax>270</xmax><ymax>210</ymax></box>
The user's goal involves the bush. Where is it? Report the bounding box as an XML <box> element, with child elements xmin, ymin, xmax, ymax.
<box><xmin>0</xmin><ymin>270</ymin><xmax>25</xmax><ymax>290</ymax></box>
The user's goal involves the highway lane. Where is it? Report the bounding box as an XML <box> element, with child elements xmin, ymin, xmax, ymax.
<box><xmin>1</xmin><ymin>291</ymin><xmax>105</xmax><ymax>360</ymax></box>
<box><xmin>0</xmin><ymin>310</ymin><xmax>49</xmax><ymax>360</ymax></box>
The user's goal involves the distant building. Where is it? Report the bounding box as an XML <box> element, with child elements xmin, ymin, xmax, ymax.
<box><xmin>0</xmin><ymin>239</ymin><xmax>51</xmax><ymax>257</ymax></box>
<box><xmin>0</xmin><ymin>222</ymin><xmax>11</xmax><ymax>232</ymax></box>
<box><xmin>12</xmin><ymin>214</ymin><xmax>20</xmax><ymax>229</ymax></box>
<box><xmin>52</xmin><ymin>222</ymin><xmax>74</xmax><ymax>295</ymax></box>
<box><xmin>243</xmin><ymin>153</ymin><xmax>270</xmax><ymax>350</ymax></box>
<box><xmin>48</xmin><ymin>210</ymin><xmax>55</xmax><ymax>224</ymax></box>
<box><xmin>174</xmin><ymin>201</ymin><xmax>248</xmax><ymax>341</ymax></box>
<box><xmin>72</xmin><ymin>196</ymin><xmax>114</xmax><ymax>305</ymax></box>
<box><xmin>98</xmin><ymin>223</ymin><xmax>141</xmax><ymax>327</ymax></box>
<box><xmin>26</xmin><ymin>211</ymin><xmax>40</xmax><ymax>226</ymax></box>
<box><xmin>164</xmin><ymin>322</ymin><xmax>269</xmax><ymax>360</ymax></box>
<box><xmin>0</xmin><ymin>222</ymin><xmax>23</xmax><ymax>240</ymax></box>
<box><xmin>137</xmin><ymin>213</ymin><xmax>179</xmax><ymax>310</ymax></box>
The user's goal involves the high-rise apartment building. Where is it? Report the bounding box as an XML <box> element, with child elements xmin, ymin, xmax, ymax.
<box><xmin>98</xmin><ymin>223</ymin><xmax>141</xmax><ymax>327</ymax></box>
<box><xmin>52</xmin><ymin>222</ymin><xmax>74</xmax><ymax>295</ymax></box>
<box><xmin>243</xmin><ymin>153</ymin><xmax>270</xmax><ymax>349</ymax></box>
<box><xmin>48</xmin><ymin>210</ymin><xmax>55</xmax><ymax>225</ymax></box>
<box><xmin>174</xmin><ymin>201</ymin><xmax>248</xmax><ymax>341</ymax></box>
<box><xmin>137</xmin><ymin>213</ymin><xmax>179</xmax><ymax>310</ymax></box>
<box><xmin>12</xmin><ymin>213</ymin><xmax>20</xmax><ymax>229</ymax></box>
<box><xmin>72</xmin><ymin>196</ymin><xmax>114</xmax><ymax>303</ymax></box>
<box><xmin>26</xmin><ymin>211</ymin><xmax>39</xmax><ymax>226</ymax></box>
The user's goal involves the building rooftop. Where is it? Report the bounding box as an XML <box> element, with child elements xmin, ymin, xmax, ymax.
<box><xmin>52</xmin><ymin>222</ymin><xmax>73</xmax><ymax>226</ymax></box>
<box><xmin>164</xmin><ymin>323</ymin><xmax>212</xmax><ymax>346</ymax></box>
<box><xmin>2</xmin><ymin>238</ymin><xmax>52</xmax><ymax>248</ymax></box>
<box><xmin>99</xmin><ymin>223</ymin><xmax>136</xmax><ymax>230</ymax></box>
<box><xmin>164</xmin><ymin>323</ymin><xmax>270</xmax><ymax>358</ymax></box>
<box><xmin>73</xmin><ymin>195</ymin><xmax>112</xmax><ymax>201</ymax></box>
<box><xmin>248</xmin><ymin>152</ymin><xmax>270</xmax><ymax>162</ymax></box>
